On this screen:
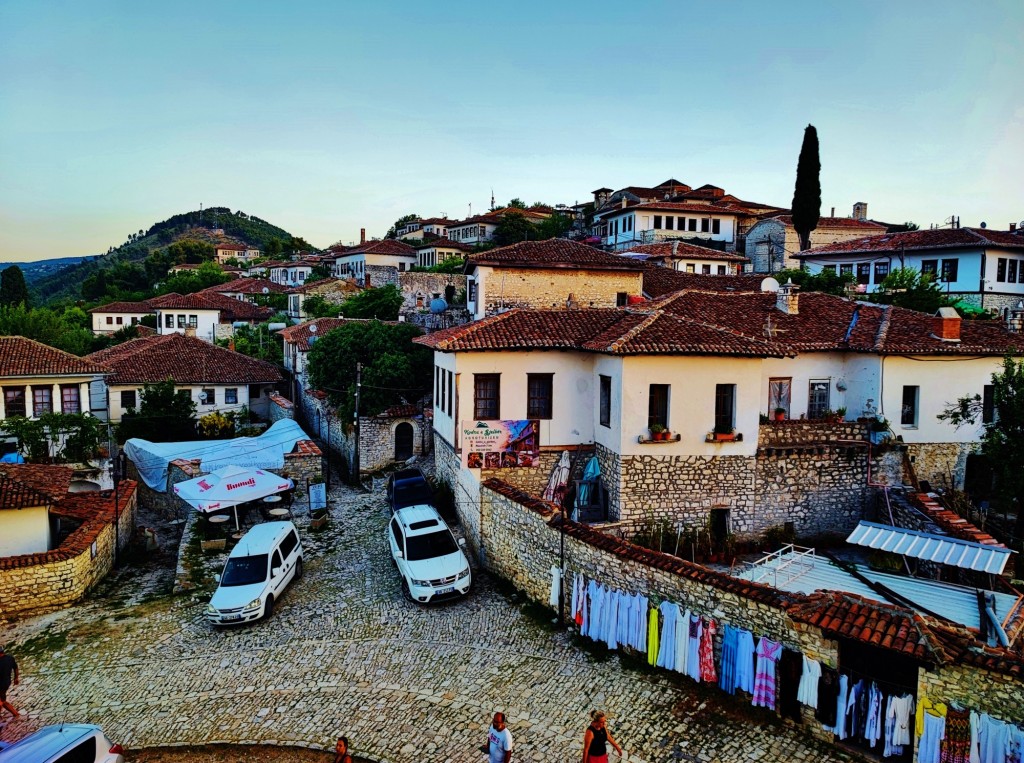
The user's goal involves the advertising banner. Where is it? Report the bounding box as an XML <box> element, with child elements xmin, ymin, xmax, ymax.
<box><xmin>461</xmin><ymin>420</ymin><xmax>539</xmax><ymax>469</ymax></box>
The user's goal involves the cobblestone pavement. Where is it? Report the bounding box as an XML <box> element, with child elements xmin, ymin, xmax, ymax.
<box><xmin>0</xmin><ymin>477</ymin><xmax>866</xmax><ymax>763</ymax></box>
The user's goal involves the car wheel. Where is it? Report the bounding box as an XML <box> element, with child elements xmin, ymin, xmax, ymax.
<box><xmin>401</xmin><ymin>577</ymin><xmax>413</xmax><ymax>602</ymax></box>
<box><xmin>294</xmin><ymin>557</ymin><xmax>304</xmax><ymax>580</ymax></box>
<box><xmin>264</xmin><ymin>595</ymin><xmax>274</xmax><ymax>619</ymax></box>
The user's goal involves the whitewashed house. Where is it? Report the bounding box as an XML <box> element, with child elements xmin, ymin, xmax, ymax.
<box><xmin>620</xmin><ymin>241</ymin><xmax>749</xmax><ymax>275</ymax></box>
<box><xmin>744</xmin><ymin>213</ymin><xmax>887</xmax><ymax>272</ymax></box>
<box><xmin>327</xmin><ymin>239</ymin><xmax>417</xmax><ymax>280</ymax></box>
<box><xmin>446</xmin><ymin>208</ymin><xmax>550</xmax><ymax>246</ymax></box>
<box><xmin>88</xmin><ymin>301</ymin><xmax>154</xmax><ymax>335</ymax></box>
<box><xmin>414</xmin><ymin>238</ymin><xmax>474</xmax><ymax>269</ymax></box>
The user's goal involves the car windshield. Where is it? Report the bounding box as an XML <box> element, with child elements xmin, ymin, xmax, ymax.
<box><xmin>221</xmin><ymin>554</ymin><xmax>269</xmax><ymax>586</ymax></box>
<box><xmin>394</xmin><ymin>482</ymin><xmax>433</xmax><ymax>508</ymax></box>
<box><xmin>405</xmin><ymin>530</ymin><xmax>458</xmax><ymax>561</ymax></box>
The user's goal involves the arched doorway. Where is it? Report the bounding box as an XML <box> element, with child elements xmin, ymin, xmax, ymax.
<box><xmin>394</xmin><ymin>422</ymin><xmax>414</xmax><ymax>462</ymax></box>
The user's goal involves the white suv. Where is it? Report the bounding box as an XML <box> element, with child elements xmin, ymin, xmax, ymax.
<box><xmin>0</xmin><ymin>724</ymin><xmax>124</xmax><ymax>763</ymax></box>
<box><xmin>388</xmin><ymin>505</ymin><xmax>471</xmax><ymax>603</ymax></box>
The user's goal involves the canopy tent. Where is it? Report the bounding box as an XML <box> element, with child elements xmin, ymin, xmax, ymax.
<box><xmin>124</xmin><ymin>419</ymin><xmax>310</xmax><ymax>491</ymax></box>
<box><xmin>174</xmin><ymin>465</ymin><xmax>293</xmax><ymax>531</ymax></box>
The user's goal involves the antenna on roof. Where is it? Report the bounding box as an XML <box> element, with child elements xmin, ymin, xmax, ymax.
<box><xmin>762</xmin><ymin>314</ymin><xmax>780</xmax><ymax>339</ymax></box>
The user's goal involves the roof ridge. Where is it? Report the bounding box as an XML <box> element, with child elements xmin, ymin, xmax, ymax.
<box><xmin>873</xmin><ymin>304</ymin><xmax>893</xmax><ymax>350</ymax></box>
<box><xmin>606</xmin><ymin>309</ymin><xmax>661</xmax><ymax>352</ymax></box>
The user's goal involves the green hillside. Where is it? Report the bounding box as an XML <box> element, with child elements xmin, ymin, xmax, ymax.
<box><xmin>32</xmin><ymin>207</ymin><xmax>307</xmax><ymax>304</ymax></box>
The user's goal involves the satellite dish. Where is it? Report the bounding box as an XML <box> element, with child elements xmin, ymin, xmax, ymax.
<box><xmin>980</xmin><ymin>222</ymin><xmax>987</xmax><ymax>229</ymax></box>
<box><xmin>309</xmin><ymin>323</ymin><xmax>318</xmax><ymax>333</ymax></box>
<box><xmin>760</xmin><ymin>277</ymin><xmax>781</xmax><ymax>293</ymax></box>
<box><xmin>198</xmin><ymin>392</ymin><xmax>208</xmax><ymax>403</ymax></box>
<box><xmin>262</xmin><ymin>287</ymin><xmax>270</xmax><ymax>294</ymax></box>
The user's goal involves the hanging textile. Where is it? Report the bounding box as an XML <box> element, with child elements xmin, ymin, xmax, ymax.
<box><xmin>940</xmin><ymin>706</ymin><xmax>970</xmax><ymax>763</ymax></box>
<box><xmin>571</xmin><ymin>572</ymin><xmax>585</xmax><ymax>627</ymax></box>
<box><xmin>549</xmin><ymin>566</ymin><xmax>561</xmax><ymax>608</ymax></box>
<box><xmin>865</xmin><ymin>682</ymin><xmax>884</xmax><ymax>749</ymax></box>
<box><xmin>647</xmin><ymin>606</ymin><xmax>660</xmax><ymax>666</ymax></box>
<box><xmin>655</xmin><ymin>601</ymin><xmax>680</xmax><ymax>671</ymax></box>
<box><xmin>777</xmin><ymin>648</ymin><xmax>803</xmax><ymax>723</ymax></box>
<box><xmin>699</xmin><ymin>617</ymin><xmax>717</xmax><ymax>683</ymax></box>
<box><xmin>602</xmin><ymin>588</ymin><xmax>619</xmax><ymax>650</ymax></box>
<box><xmin>718</xmin><ymin>624</ymin><xmax>738</xmax><ymax>695</ymax></box>
<box><xmin>616</xmin><ymin>592</ymin><xmax>633</xmax><ymax>650</ymax></box>
<box><xmin>752</xmin><ymin>637</ymin><xmax>782</xmax><ymax>710</ymax></box>
<box><xmin>919</xmin><ymin>710</ymin><xmax>947</xmax><ymax>763</ymax></box>
<box><xmin>633</xmin><ymin>594</ymin><xmax>649</xmax><ymax>653</ymax></box>
<box><xmin>685</xmin><ymin>613</ymin><xmax>703</xmax><ymax>682</ymax></box>
<box><xmin>815</xmin><ymin>667</ymin><xmax>839</xmax><ymax>727</ymax></box>
<box><xmin>845</xmin><ymin>679</ymin><xmax>865</xmax><ymax>742</ymax></box>
<box><xmin>832</xmin><ymin>673</ymin><xmax>849</xmax><ymax>738</ymax></box>
<box><xmin>734</xmin><ymin>627</ymin><xmax>756</xmax><ymax>695</ymax></box>
<box><xmin>674</xmin><ymin>608</ymin><xmax>690</xmax><ymax>675</ymax></box>
<box><xmin>797</xmin><ymin>656</ymin><xmax>821</xmax><ymax>709</ymax></box>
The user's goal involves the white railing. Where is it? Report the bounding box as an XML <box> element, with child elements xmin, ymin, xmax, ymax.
<box><xmin>743</xmin><ymin>544</ymin><xmax>816</xmax><ymax>589</ymax></box>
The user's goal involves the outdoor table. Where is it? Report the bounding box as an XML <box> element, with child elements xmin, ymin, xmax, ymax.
<box><xmin>208</xmin><ymin>514</ymin><xmax>230</xmax><ymax>537</ymax></box>
<box><xmin>268</xmin><ymin>507</ymin><xmax>290</xmax><ymax>520</ymax></box>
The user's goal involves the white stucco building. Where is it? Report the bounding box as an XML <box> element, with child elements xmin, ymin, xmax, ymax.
<box><xmin>327</xmin><ymin>239</ymin><xmax>417</xmax><ymax>280</ymax></box>
<box><xmin>88</xmin><ymin>301</ymin><xmax>154</xmax><ymax>335</ymax></box>
<box><xmin>620</xmin><ymin>241</ymin><xmax>749</xmax><ymax>275</ymax></box>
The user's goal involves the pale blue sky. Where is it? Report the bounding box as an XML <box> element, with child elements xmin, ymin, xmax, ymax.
<box><xmin>1</xmin><ymin>0</ymin><xmax>1022</xmax><ymax>261</ymax></box>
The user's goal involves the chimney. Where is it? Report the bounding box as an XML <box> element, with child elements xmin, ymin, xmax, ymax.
<box><xmin>853</xmin><ymin>202</ymin><xmax>868</xmax><ymax>221</ymax></box>
<box><xmin>1008</xmin><ymin>301</ymin><xmax>1024</xmax><ymax>333</ymax></box>
<box><xmin>830</xmin><ymin>206</ymin><xmax>835</xmax><ymax>217</ymax></box>
<box><xmin>1010</xmin><ymin>223</ymin><xmax>1017</xmax><ymax>232</ymax></box>
<box><xmin>360</xmin><ymin>228</ymin><xmax>366</xmax><ymax>244</ymax></box>
<box><xmin>671</xmin><ymin>240</ymin><xmax>679</xmax><ymax>257</ymax></box>
<box><xmin>931</xmin><ymin>307</ymin><xmax>961</xmax><ymax>342</ymax></box>
<box><xmin>776</xmin><ymin>279</ymin><xmax>799</xmax><ymax>315</ymax></box>
<box><xmin>621</xmin><ymin>197</ymin><xmax>628</xmax><ymax>209</ymax></box>
<box><xmin>184</xmin><ymin>327</ymin><xmax>197</xmax><ymax>337</ymax></box>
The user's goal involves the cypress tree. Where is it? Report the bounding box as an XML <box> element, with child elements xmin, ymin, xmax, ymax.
<box><xmin>0</xmin><ymin>265</ymin><xmax>30</xmax><ymax>307</ymax></box>
<box><xmin>791</xmin><ymin>124</ymin><xmax>821</xmax><ymax>252</ymax></box>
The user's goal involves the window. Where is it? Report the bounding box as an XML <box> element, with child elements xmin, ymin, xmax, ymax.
<box><xmin>116</xmin><ymin>316</ymin><xmax>123</xmax><ymax>325</ymax></box>
<box><xmin>55</xmin><ymin>735</ymin><xmax>97</xmax><ymax>763</ymax></box>
<box><xmin>997</xmin><ymin>258</ymin><xmax>1007</xmax><ymax>282</ymax></box>
<box><xmin>3</xmin><ymin>387</ymin><xmax>25</xmax><ymax>418</ymax></box>
<box><xmin>648</xmin><ymin>383</ymin><xmax>669</xmax><ymax>430</ymax></box>
<box><xmin>616</xmin><ymin>292</ymin><xmax>628</xmax><ymax>307</ymax></box>
<box><xmin>131</xmin><ymin>317</ymin><xmax>139</xmax><ymax>325</ymax></box>
<box><xmin>653</xmin><ymin>215</ymin><xmax>663</xmax><ymax>229</ymax></box>
<box><xmin>982</xmin><ymin>384</ymin><xmax>995</xmax><ymax>424</ymax></box>
<box><xmin>440</xmin><ymin>365</ymin><xmax>447</xmax><ymax>414</ymax></box>
<box><xmin>467</xmin><ymin>279</ymin><xmax>477</xmax><ymax>303</ymax></box>
<box><xmin>106</xmin><ymin>316</ymin><xmax>114</xmax><ymax>325</ymax></box>
<box><xmin>714</xmin><ymin>384</ymin><xmax>735</xmax><ymax>432</ymax></box>
<box><xmin>677</xmin><ymin>217</ymin><xmax>685</xmax><ymax>230</ymax></box>
<box><xmin>474</xmin><ymin>374</ymin><xmax>499</xmax><ymax>419</ymax></box>
<box><xmin>941</xmin><ymin>259</ymin><xmax>959</xmax><ymax>282</ymax></box>
<box><xmin>599</xmin><ymin>375</ymin><xmax>611</xmax><ymax>428</ymax></box>
<box><xmin>201</xmin><ymin>388</ymin><xmax>215</xmax><ymax>405</ymax></box>
<box><xmin>188</xmin><ymin>315</ymin><xmax>198</xmax><ymax>328</ymax></box>
<box><xmin>664</xmin><ymin>216</ymin><xmax>674</xmax><ymax>230</ymax></box>
<box><xmin>447</xmin><ymin>371</ymin><xmax>455</xmax><ymax>417</ymax></box>
<box><xmin>121</xmin><ymin>390</ymin><xmax>137</xmax><ymax>410</ymax></box>
<box><xmin>822</xmin><ymin>265</ymin><xmax>838</xmax><ymax>275</ymax></box>
<box><xmin>688</xmin><ymin>218</ymin><xmax>697</xmax><ymax>232</ymax></box>
<box><xmin>225</xmin><ymin>388</ymin><xmax>238</xmax><ymax>404</ymax></box>
<box><xmin>280</xmin><ymin>529</ymin><xmax>299</xmax><ymax>558</ymax></box>
<box><xmin>717</xmin><ymin>265</ymin><xmax>727</xmax><ymax>275</ymax></box>
<box><xmin>901</xmin><ymin>385</ymin><xmax>919</xmax><ymax>426</ymax></box>
<box><xmin>701</xmin><ymin>264</ymin><xmax>711</xmax><ymax>274</ymax></box>
<box><xmin>435</xmin><ymin>366</ymin><xmax>441</xmax><ymax>409</ymax></box>
<box><xmin>1009</xmin><ymin>260</ymin><xmax>1018</xmax><ymax>284</ymax></box>
<box><xmin>808</xmin><ymin>379</ymin><xmax>831</xmax><ymax>420</ymax></box>
<box><xmin>686</xmin><ymin>264</ymin><xmax>695</xmax><ymax>273</ymax></box>
<box><xmin>921</xmin><ymin>260</ymin><xmax>938</xmax><ymax>278</ymax></box>
<box><xmin>856</xmin><ymin>263</ymin><xmax>871</xmax><ymax>285</ymax></box>
<box><xmin>164</xmin><ymin>313</ymin><xmax>173</xmax><ymax>328</ymax></box>
<box><xmin>527</xmin><ymin>374</ymin><xmax>553</xmax><ymax>419</ymax></box>
<box><xmin>840</xmin><ymin>264</ymin><xmax>854</xmax><ymax>277</ymax></box>
<box><xmin>249</xmin><ymin>384</ymin><xmax>263</xmax><ymax>399</ymax></box>
<box><xmin>33</xmin><ymin>386</ymin><xmax>52</xmax><ymax>417</ymax></box>
<box><xmin>712</xmin><ymin>219</ymin><xmax>721</xmax><ymax>234</ymax></box>
<box><xmin>701</xmin><ymin>218</ymin><xmax>710</xmax><ymax>233</ymax></box>
<box><xmin>874</xmin><ymin>262</ymin><xmax>890</xmax><ymax>282</ymax></box>
<box><xmin>177</xmin><ymin>314</ymin><xmax>187</xmax><ymax>328</ymax></box>
<box><xmin>61</xmin><ymin>385</ymin><xmax>80</xmax><ymax>414</ymax></box>
<box><xmin>768</xmin><ymin>378</ymin><xmax>792</xmax><ymax>416</ymax></box>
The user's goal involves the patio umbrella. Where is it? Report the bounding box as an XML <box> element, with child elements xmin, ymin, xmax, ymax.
<box><xmin>542</xmin><ymin>450</ymin><xmax>572</xmax><ymax>503</ymax></box>
<box><xmin>173</xmin><ymin>465</ymin><xmax>293</xmax><ymax>531</ymax></box>
<box><xmin>574</xmin><ymin>456</ymin><xmax>601</xmax><ymax>519</ymax></box>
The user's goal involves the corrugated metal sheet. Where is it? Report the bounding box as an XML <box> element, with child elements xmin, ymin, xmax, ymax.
<box><xmin>846</xmin><ymin>521</ymin><xmax>1012</xmax><ymax>574</ymax></box>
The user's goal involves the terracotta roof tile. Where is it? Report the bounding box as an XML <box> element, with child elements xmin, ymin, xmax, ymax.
<box><xmin>623</xmin><ymin>242</ymin><xmax>748</xmax><ymax>262</ymax></box>
<box><xmin>768</xmin><ymin>215</ymin><xmax>887</xmax><ymax>231</ymax></box>
<box><xmin>467</xmin><ymin>239</ymin><xmax>644</xmax><ymax>271</ymax></box>
<box><xmin>87</xmin><ymin>301</ymin><xmax>154</xmax><ymax>314</ymax></box>
<box><xmin>0</xmin><ymin>336</ymin><xmax>111</xmax><ymax>378</ymax></box>
<box><xmin>641</xmin><ymin>265</ymin><xmax>768</xmax><ymax>298</ymax></box>
<box><xmin>798</xmin><ymin>227</ymin><xmax>1024</xmax><ymax>257</ymax></box>
<box><xmin>203</xmin><ymin>277</ymin><xmax>289</xmax><ymax>295</ymax></box>
<box><xmin>278</xmin><ymin>318</ymin><xmax>350</xmax><ymax>352</ymax></box>
<box><xmin>86</xmin><ymin>333</ymin><xmax>282</xmax><ymax>385</ymax></box>
<box><xmin>0</xmin><ymin>464</ymin><xmax>74</xmax><ymax>507</ymax></box>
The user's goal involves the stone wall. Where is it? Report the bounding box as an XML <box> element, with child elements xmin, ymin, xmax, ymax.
<box><xmin>366</xmin><ymin>265</ymin><xmax>399</xmax><ymax>289</ymax></box>
<box><xmin>0</xmin><ymin>484</ymin><xmax>138</xmax><ymax>619</ymax></box>
<box><xmin>905</xmin><ymin>442</ymin><xmax>973</xmax><ymax>491</ymax></box>
<box><xmin>482</xmin><ymin>269</ymin><xmax>642</xmax><ymax>315</ymax></box>
<box><xmin>403</xmin><ymin>308</ymin><xmax>472</xmax><ymax>332</ymax></box>
<box><xmin>268</xmin><ymin>392</ymin><xmax>295</xmax><ymax>423</ymax></box>
<box><xmin>358</xmin><ymin>414</ymin><xmax>431</xmax><ymax>472</ymax></box>
<box><xmin>917</xmin><ymin>661</ymin><xmax>1024</xmax><ymax>729</ymax></box>
<box><xmin>397</xmin><ymin>273</ymin><xmax>467</xmax><ymax>312</ymax></box>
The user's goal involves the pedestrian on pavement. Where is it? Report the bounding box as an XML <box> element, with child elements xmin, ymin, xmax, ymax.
<box><xmin>333</xmin><ymin>735</ymin><xmax>352</xmax><ymax>763</ymax></box>
<box><xmin>487</xmin><ymin>712</ymin><xmax>513</xmax><ymax>763</ymax></box>
<box><xmin>0</xmin><ymin>645</ymin><xmax>19</xmax><ymax>719</ymax></box>
<box><xmin>582</xmin><ymin>710</ymin><xmax>623</xmax><ymax>763</ymax></box>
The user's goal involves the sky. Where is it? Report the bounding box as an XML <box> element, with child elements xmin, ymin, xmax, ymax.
<box><xmin>1</xmin><ymin>0</ymin><xmax>1022</xmax><ymax>262</ymax></box>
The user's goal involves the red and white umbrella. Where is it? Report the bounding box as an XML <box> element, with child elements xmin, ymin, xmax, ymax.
<box><xmin>174</xmin><ymin>465</ymin><xmax>293</xmax><ymax>531</ymax></box>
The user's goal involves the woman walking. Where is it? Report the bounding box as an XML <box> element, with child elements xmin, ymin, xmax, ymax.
<box><xmin>582</xmin><ymin>710</ymin><xmax>623</xmax><ymax>763</ymax></box>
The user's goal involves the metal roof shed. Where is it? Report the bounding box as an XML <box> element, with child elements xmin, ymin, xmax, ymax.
<box><xmin>846</xmin><ymin>521</ymin><xmax>1013</xmax><ymax>575</ymax></box>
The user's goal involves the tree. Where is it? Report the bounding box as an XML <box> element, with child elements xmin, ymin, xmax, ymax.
<box><xmin>535</xmin><ymin>213</ymin><xmax>572</xmax><ymax>240</ymax></box>
<box><xmin>869</xmin><ymin>268</ymin><xmax>954</xmax><ymax>314</ymax></box>
<box><xmin>507</xmin><ymin>198</ymin><xmax>527</xmax><ymax>209</ymax></box>
<box><xmin>223</xmin><ymin>322</ymin><xmax>283</xmax><ymax>365</ymax></box>
<box><xmin>308</xmin><ymin>321</ymin><xmax>433</xmax><ymax>418</ymax></box>
<box><xmin>339</xmin><ymin>285</ymin><xmax>404</xmax><ymax>320</ymax></box>
<box><xmin>166</xmin><ymin>239</ymin><xmax>215</xmax><ymax>264</ymax></box>
<box><xmin>0</xmin><ymin>304</ymin><xmax>94</xmax><ymax>355</ymax></box>
<box><xmin>117</xmin><ymin>379</ymin><xmax>197</xmax><ymax>442</ymax></box>
<box><xmin>939</xmin><ymin>356</ymin><xmax>1024</xmax><ymax>573</ymax></box>
<box><xmin>386</xmin><ymin>214</ymin><xmax>420</xmax><ymax>239</ymax></box>
<box><xmin>307</xmin><ymin>264</ymin><xmax>333</xmax><ymax>281</ymax></box>
<box><xmin>158</xmin><ymin>261</ymin><xmax>232</xmax><ymax>295</ymax></box>
<box><xmin>5</xmin><ymin>412</ymin><xmax>104</xmax><ymax>463</ymax></box>
<box><xmin>492</xmin><ymin>211</ymin><xmax>538</xmax><ymax>246</ymax></box>
<box><xmin>301</xmin><ymin>294</ymin><xmax>342</xmax><ymax>319</ymax></box>
<box><xmin>774</xmin><ymin>268</ymin><xmax>854</xmax><ymax>297</ymax></box>
<box><xmin>0</xmin><ymin>266</ymin><xmax>30</xmax><ymax>307</ymax></box>
<box><xmin>791</xmin><ymin>124</ymin><xmax>821</xmax><ymax>251</ymax></box>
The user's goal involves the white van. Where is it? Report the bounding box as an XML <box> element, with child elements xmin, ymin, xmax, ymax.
<box><xmin>206</xmin><ymin>521</ymin><xmax>303</xmax><ymax>625</ymax></box>
<box><xmin>0</xmin><ymin>724</ymin><xmax>124</xmax><ymax>763</ymax></box>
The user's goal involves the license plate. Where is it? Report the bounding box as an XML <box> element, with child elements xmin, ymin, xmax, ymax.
<box><xmin>221</xmin><ymin>614</ymin><xmax>242</xmax><ymax>622</ymax></box>
<box><xmin>437</xmin><ymin>586</ymin><xmax>454</xmax><ymax>595</ymax></box>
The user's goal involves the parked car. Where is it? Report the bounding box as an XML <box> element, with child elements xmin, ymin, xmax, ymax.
<box><xmin>0</xmin><ymin>723</ymin><xmax>125</xmax><ymax>763</ymax></box>
<box><xmin>387</xmin><ymin>504</ymin><xmax>472</xmax><ymax>603</ymax></box>
<box><xmin>386</xmin><ymin>467</ymin><xmax>434</xmax><ymax>513</ymax></box>
<box><xmin>206</xmin><ymin>521</ymin><xmax>303</xmax><ymax>625</ymax></box>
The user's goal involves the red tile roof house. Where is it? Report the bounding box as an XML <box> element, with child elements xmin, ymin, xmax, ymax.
<box><xmin>214</xmin><ymin>242</ymin><xmax>259</xmax><ymax>263</ymax></box>
<box><xmin>621</xmin><ymin>241</ymin><xmax>749</xmax><ymax>275</ymax></box>
<box><xmin>446</xmin><ymin>207</ymin><xmax>552</xmax><ymax>246</ymax></box>
<box><xmin>0</xmin><ymin>463</ymin><xmax>138</xmax><ymax>617</ymax></box>
<box><xmin>796</xmin><ymin>226</ymin><xmax>1024</xmax><ymax>314</ymax></box>
<box><xmin>324</xmin><ymin>239</ymin><xmax>417</xmax><ymax>283</ymax></box>
<box><xmin>464</xmin><ymin>239</ymin><xmax>645</xmax><ymax>320</ymax></box>
<box><xmin>86</xmin><ymin>333</ymin><xmax>283</xmax><ymax>423</ymax></box>
<box><xmin>147</xmin><ymin>291</ymin><xmax>272</xmax><ymax>343</ymax></box>
<box><xmin>744</xmin><ymin>210</ymin><xmax>888</xmax><ymax>272</ymax></box>
<box><xmin>200</xmin><ymin>276</ymin><xmax>289</xmax><ymax>305</ymax></box>
<box><xmin>87</xmin><ymin>300</ymin><xmax>156</xmax><ymax>335</ymax></box>
<box><xmin>416</xmin><ymin>281</ymin><xmax>1024</xmax><ymax>539</ymax></box>
<box><xmin>1</xmin><ymin>337</ymin><xmax>111</xmax><ymax>441</ymax></box>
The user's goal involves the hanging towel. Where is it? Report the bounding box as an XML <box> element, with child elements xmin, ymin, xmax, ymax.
<box><xmin>752</xmin><ymin>637</ymin><xmax>782</xmax><ymax>710</ymax></box>
<box><xmin>647</xmin><ymin>606</ymin><xmax>660</xmax><ymax>666</ymax></box>
<box><xmin>797</xmin><ymin>656</ymin><xmax>821</xmax><ymax>709</ymax></box>
<box><xmin>549</xmin><ymin>566</ymin><xmax>561</xmax><ymax>608</ymax></box>
<box><xmin>699</xmin><ymin>617</ymin><xmax>717</xmax><ymax>683</ymax></box>
<box><xmin>634</xmin><ymin>594</ymin><xmax>649</xmax><ymax>653</ymax></box>
<box><xmin>603</xmin><ymin>586</ymin><xmax>619</xmax><ymax>650</ymax></box>
<box><xmin>919</xmin><ymin>710</ymin><xmax>947</xmax><ymax>763</ymax></box>
<box><xmin>777</xmin><ymin>648</ymin><xmax>803</xmax><ymax>722</ymax></box>
<box><xmin>655</xmin><ymin>601</ymin><xmax>679</xmax><ymax>671</ymax></box>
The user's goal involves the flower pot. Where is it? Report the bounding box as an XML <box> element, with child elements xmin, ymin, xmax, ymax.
<box><xmin>714</xmin><ymin>432</ymin><xmax>736</xmax><ymax>442</ymax></box>
<box><xmin>310</xmin><ymin>515</ymin><xmax>328</xmax><ymax>531</ymax></box>
<box><xmin>774</xmin><ymin>412</ymin><xmax>785</xmax><ymax>422</ymax></box>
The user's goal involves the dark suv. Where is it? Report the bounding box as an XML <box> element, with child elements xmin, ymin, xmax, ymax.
<box><xmin>386</xmin><ymin>468</ymin><xmax>434</xmax><ymax>513</ymax></box>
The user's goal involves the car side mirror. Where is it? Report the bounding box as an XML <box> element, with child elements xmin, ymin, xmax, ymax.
<box><xmin>272</xmin><ymin>567</ymin><xmax>281</xmax><ymax>577</ymax></box>
<box><xmin>458</xmin><ymin>538</ymin><xmax>467</xmax><ymax>547</ymax></box>
<box><xmin>214</xmin><ymin>573</ymin><xmax>221</xmax><ymax>583</ymax></box>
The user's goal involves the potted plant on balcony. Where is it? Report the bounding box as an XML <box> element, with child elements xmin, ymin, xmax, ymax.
<box><xmin>774</xmin><ymin>407</ymin><xmax>786</xmax><ymax>422</ymax></box>
<box><xmin>835</xmin><ymin>406</ymin><xmax>847</xmax><ymax>423</ymax></box>
<box><xmin>649</xmin><ymin>423</ymin><xmax>666</xmax><ymax>441</ymax></box>
<box><xmin>712</xmin><ymin>423</ymin><xmax>736</xmax><ymax>442</ymax></box>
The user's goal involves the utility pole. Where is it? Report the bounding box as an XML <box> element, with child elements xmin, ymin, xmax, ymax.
<box><xmin>353</xmin><ymin>362</ymin><xmax>362</xmax><ymax>486</ymax></box>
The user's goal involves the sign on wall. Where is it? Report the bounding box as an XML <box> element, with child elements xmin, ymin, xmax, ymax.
<box><xmin>461</xmin><ymin>420</ymin><xmax>539</xmax><ymax>469</ymax></box>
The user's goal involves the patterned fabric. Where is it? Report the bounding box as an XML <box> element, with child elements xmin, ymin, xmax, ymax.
<box><xmin>752</xmin><ymin>637</ymin><xmax>782</xmax><ymax>710</ymax></box>
<box><xmin>699</xmin><ymin>617</ymin><xmax>717</xmax><ymax>683</ymax></box>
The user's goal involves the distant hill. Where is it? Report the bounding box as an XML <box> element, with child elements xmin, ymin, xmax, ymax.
<box><xmin>1</xmin><ymin>256</ymin><xmax>98</xmax><ymax>284</ymax></box>
<box><xmin>31</xmin><ymin>207</ymin><xmax>301</xmax><ymax>304</ymax></box>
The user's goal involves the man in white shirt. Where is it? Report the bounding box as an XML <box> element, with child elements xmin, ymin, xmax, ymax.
<box><xmin>487</xmin><ymin>712</ymin><xmax>513</xmax><ymax>763</ymax></box>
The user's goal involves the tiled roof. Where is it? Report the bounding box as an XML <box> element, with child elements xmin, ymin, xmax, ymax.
<box><xmin>467</xmin><ymin>239</ymin><xmax>644</xmax><ymax>271</ymax></box>
<box><xmin>623</xmin><ymin>242</ymin><xmax>748</xmax><ymax>262</ymax></box>
<box><xmin>278</xmin><ymin>318</ymin><xmax>350</xmax><ymax>352</ymax></box>
<box><xmin>415</xmin><ymin>307</ymin><xmax>786</xmax><ymax>357</ymax></box>
<box><xmin>215</xmin><ymin>243</ymin><xmax>248</xmax><ymax>251</ymax></box>
<box><xmin>413</xmin><ymin>238</ymin><xmax>475</xmax><ymax>252</ymax></box>
<box><xmin>0</xmin><ymin>464</ymin><xmax>74</xmax><ymax>508</ymax></box>
<box><xmin>641</xmin><ymin>265</ymin><xmax>768</xmax><ymax>298</ymax></box>
<box><xmin>448</xmin><ymin>208</ymin><xmax>550</xmax><ymax>227</ymax></box>
<box><xmin>337</xmin><ymin>239</ymin><xmax>416</xmax><ymax>257</ymax></box>
<box><xmin>149</xmin><ymin>291</ymin><xmax>270</xmax><ymax>323</ymax></box>
<box><xmin>595</xmin><ymin>201</ymin><xmax>754</xmax><ymax>219</ymax></box>
<box><xmin>88</xmin><ymin>300</ymin><xmax>154</xmax><ymax>314</ymax></box>
<box><xmin>797</xmin><ymin>227</ymin><xmax>1024</xmax><ymax>257</ymax></box>
<box><xmin>149</xmin><ymin>293</ymin><xmax>222</xmax><ymax>310</ymax></box>
<box><xmin>86</xmin><ymin>333</ymin><xmax>282</xmax><ymax>385</ymax></box>
<box><xmin>766</xmin><ymin>215</ymin><xmax>887</xmax><ymax>231</ymax></box>
<box><xmin>204</xmin><ymin>277</ymin><xmax>289</xmax><ymax>295</ymax></box>
<box><xmin>378</xmin><ymin>404</ymin><xmax>421</xmax><ymax>418</ymax></box>
<box><xmin>0</xmin><ymin>336</ymin><xmax>111</xmax><ymax>378</ymax></box>
<box><xmin>910</xmin><ymin>493</ymin><xmax>1004</xmax><ymax>546</ymax></box>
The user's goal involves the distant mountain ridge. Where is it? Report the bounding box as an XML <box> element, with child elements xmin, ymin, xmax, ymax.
<box><xmin>1</xmin><ymin>256</ymin><xmax>98</xmax><ymax>284</ymax></box>
<box><xmin>30</xmin><ymin>207</ymin><xmax>300</xmax><ymax>303</ymax></box>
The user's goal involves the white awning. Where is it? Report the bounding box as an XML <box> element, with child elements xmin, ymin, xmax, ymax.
<box><xmin>846</xmin><ymin>521</ymin><xmax>1013</xmax><ymax>575</ymax></box>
